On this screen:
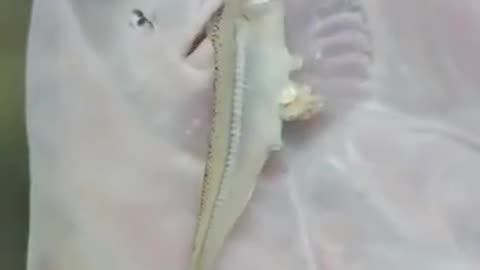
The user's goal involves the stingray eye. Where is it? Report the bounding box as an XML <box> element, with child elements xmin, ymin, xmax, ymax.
<box><xmin>130</xmin><ymin>9</ymin><xmax>155</xmax><ymax>30</ymax></box>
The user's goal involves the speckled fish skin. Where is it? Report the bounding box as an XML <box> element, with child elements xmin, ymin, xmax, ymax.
<box><xmin>188</xmin><ymin>1</ymin><xmax>301</xmax><ymax>270</ymax></box>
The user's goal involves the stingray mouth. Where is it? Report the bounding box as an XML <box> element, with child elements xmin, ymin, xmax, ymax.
<box><xmin>183</xmin><ymin>0</ymin><xmax>373</xmax><ymax>84</ymax></box>
<box><xmin>184</xmin><ymin>4</ymin><xmax>225</xmax><ymax>59</ymax></box>
<box><xmin>185</xmin><ymin>26</ymin><xmax>208</xmax><ymax>58</ymax></box>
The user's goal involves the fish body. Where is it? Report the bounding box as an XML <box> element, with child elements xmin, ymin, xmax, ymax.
<box><xmin>189</xmin><ymin>1</ymin><xmax>320</xmax><ymax>270</ymax></box>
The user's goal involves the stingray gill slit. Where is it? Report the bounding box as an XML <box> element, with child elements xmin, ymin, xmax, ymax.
<box><xmin>305</xmin><ymin>0</ymin><xmax>372</xmax><ymax>86</ymax></box>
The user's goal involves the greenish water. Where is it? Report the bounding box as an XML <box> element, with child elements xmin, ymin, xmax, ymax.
<box><xmin>0</xmin><ymin>0</ymin><xmax>32</xmax><ymax>269</ymax></box>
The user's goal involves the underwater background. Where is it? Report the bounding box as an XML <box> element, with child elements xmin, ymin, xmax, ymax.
<box><xmin>0</xmin><ymin>0</ymin><xmax>32</xmax><ymax>269</ymax></box>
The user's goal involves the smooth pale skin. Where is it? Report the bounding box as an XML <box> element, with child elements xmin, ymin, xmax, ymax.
<box><xmin>26</xmin><ymin>0</ymin><xmax>480</xmax><ymax>269</ymax></box>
